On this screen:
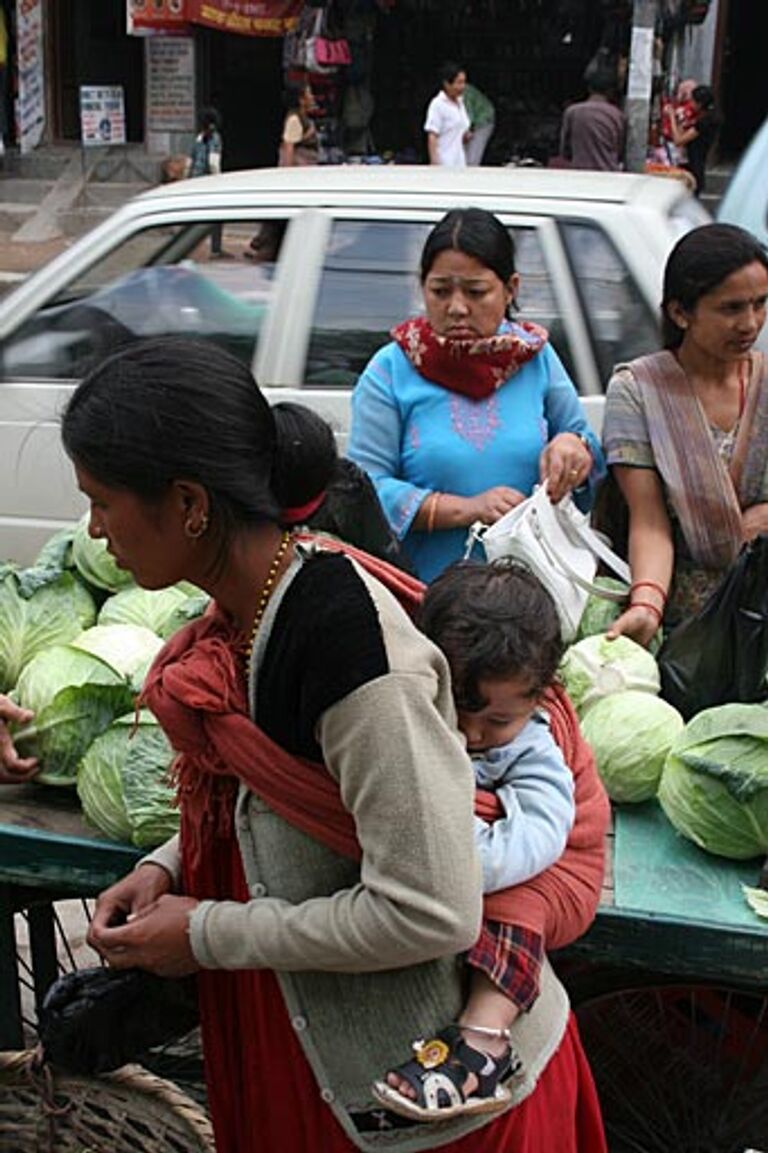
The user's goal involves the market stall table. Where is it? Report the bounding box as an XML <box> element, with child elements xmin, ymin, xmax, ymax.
<box><xmin>2</xmin><ymin>789</ymin><xmax>767</xmax><ymax>1052</ymax></box>
<box><xmin>0</xmin><ymin>783</ymin><xmax>142</xmax><ymax>1049</ymax></box>
<box><xmin>556</xmin><ymin>800</ymin><xmax>768</xmax><ymax>998</ymax></box>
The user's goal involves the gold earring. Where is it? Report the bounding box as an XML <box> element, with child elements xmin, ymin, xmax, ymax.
<box><xmin>185</xmin><ymin>512</ymin><xmax>209</xmax><ymax>539</ymax></box>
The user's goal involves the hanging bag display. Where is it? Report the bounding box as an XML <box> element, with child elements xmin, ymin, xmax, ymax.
<box><xmin>306</xmin><ymin>7</ymin><xmax>351</xmax><ymax>74</ymax></box>
<box><xmin>658</xmin><ymin>534</ymin><xmax>768</xmax><ymax>720</ymax></box>
<box><xmin>466</xmin><ymin>483</ymin><xmax>631</xmax><ymax>641</ymax></box>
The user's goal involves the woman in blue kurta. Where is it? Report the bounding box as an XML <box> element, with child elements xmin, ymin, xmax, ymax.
<box><xmin>348</xmin><ymin>209</ymin><xmax>605</xmax><ymax>582</ymax></box>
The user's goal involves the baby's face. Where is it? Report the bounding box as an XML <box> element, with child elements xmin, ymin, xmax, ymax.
<box><xmin>457</xmin><ymin>673</ymin><xmax>539</xmax><ymax>754</ymax></box>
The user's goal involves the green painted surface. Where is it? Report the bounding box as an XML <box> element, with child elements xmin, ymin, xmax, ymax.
<box><xmin>614</xmin><ymin>801</ymin><xmax>768</xmax><ymax>933</ymax></box>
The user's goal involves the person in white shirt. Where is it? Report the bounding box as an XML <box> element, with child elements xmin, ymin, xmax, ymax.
<box><xmin>424</xmin><ymin>61</ymin><xmax>471</xmax><ymax>168</ymax></box>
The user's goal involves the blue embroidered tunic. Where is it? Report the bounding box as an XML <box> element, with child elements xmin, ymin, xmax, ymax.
<box><xmin>348</xmin><ymin>324</ymin><xmax>605</xmax><ymax>581</ymax></box>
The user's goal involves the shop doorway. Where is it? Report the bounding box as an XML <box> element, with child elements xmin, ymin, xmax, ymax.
<box><xmin>50</xmin><ymin>0</ymin><xmax>143</xmax><ymax>142</ymax></box>
<box><xmin>197</xmin><ymin>28</ymin><xmax>284</xmax><ymax>171</ymax></box>
<box><xmin>716</xmin><ymin>0</ymin><xmax>768</xmax><ymax>158</ymax></box>
<box><xmin>370</xmin><ymin>0</ymin><xmax>612</xmax><ymax>165</ymax></box>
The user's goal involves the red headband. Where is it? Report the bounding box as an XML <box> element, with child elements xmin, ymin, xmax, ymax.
<box><xmin>281</xmin><ymin>491</ymin><xmax>327</xmax><ymax>525</ymax></box>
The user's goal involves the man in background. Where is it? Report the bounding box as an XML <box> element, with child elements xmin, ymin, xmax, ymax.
<box><xmin>560</xmin><ymin>67</ymin><xmax>625</xmax><ymax>172</ymax></box>
<box><xmin>464</xmin><ymin>82</ymin><xmax>495</xmax><ymax>166</ymax></box>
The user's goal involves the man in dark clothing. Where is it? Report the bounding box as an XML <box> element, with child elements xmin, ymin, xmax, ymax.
<box><xmin>560</xmin><ymin>70</ymin><xmax>625</xmax><ymax>172</ymax></box>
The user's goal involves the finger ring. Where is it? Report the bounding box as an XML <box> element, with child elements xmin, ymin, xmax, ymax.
<box><xmin>569</xmin><ymin>468</ymin><xmax>579</xmax><ymax>477</ymax></box>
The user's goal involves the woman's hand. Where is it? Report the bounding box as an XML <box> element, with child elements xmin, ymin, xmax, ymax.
<box><xmin>742</xmin><ymin>503</ymin><xmax>768</xmax><ymax>542</ymax></box>
<box><xmin>90</xmin><ymin>894</ymin><xmax>200</xmax><ymax>978</ymax></box>
<box><xmin>539</xmin><ymin>433</ymin><xmax>592</xmax><ymax>503</ymax></box>
<box><xmin>465</xmin><ymin>486</ymin><xmax>526</xmax><ymax>524</ymax></box>
<box><xmin>0</xmin><ymin>696</ymin><xmax>38</xmax><ymax>783</ymax></box>
<box><xmin>605</xmin><ymin>605</ymin><xmax>659</xmax><ymax>649</ymax></box>
<box><xmin>88</xmin><ymin>863</ymin><xmax>174</xmax><ymax>942</ymax></box>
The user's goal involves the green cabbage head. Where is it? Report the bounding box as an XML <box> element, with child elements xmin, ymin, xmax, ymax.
<box><xmin>11</xmin><ymin>645</ymin><xmax>135</xmax><ymax>786</ymax></box>
<box><xmin>71</xmin><ymin>624</ymin><xmax>164</xmax><ymax>693</ymax></box>
<box><xmin>71</xmin><ymin>515</ymin><xmax>135</xmax><ymax>593</ymax></box>
<box><xmin>77</xmin><ymin>711</ymin><xmax>179</xmax><ymax>848</ymax></box>
<box><xmin>560</xmin><ymin>634</ymin><xmax>660</xmax><ymax>717</ymax></box>
<box><xmin>658</xmin><ymin>703</ymin><xmax>768</xmax><ymax>859</ymax></box>
<box><xmin>98</xmin><ymin>583</ymin><xmax>209</xmax><ymax>640</ymax></box>
<box><xmin>580</xmin><ymin>690</ymin><xmax>685</xmax><ymax>803</ymax></box>
<box><xmin>0</xmin><ymin>566</ymin><xmax>96</xmax><ymax>692</ymax></box>
<box><xmin>575</xmin><ymin>578</ymin><xmax>662</xmax><ymax>653</ymax></box>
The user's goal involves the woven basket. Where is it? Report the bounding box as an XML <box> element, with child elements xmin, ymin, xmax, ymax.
<box><xmin>0</xmin><ymin>1050</ymin><xmax>214</xmax><ymax>1153</ymax></box>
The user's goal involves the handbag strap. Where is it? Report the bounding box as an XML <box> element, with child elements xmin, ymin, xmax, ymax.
<box><xmin>560</xmin><ymin>511</ymin><xmax>631</xmax><ymax>590</ymax></box>
<box><xmin>530</xmin><ymin>510</ymin><xmax>629</xmax><ymax>601</ymax></box>
<box><xmin>465</xmin><ymin>487</ymin><xmax>631</xmax><ymax>602</ymax></box>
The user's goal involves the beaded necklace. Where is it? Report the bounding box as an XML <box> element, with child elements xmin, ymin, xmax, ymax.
<box><xmin>243</xmin><ymin>530</ymin><xmax>292</xmax><ymax>678</ymax></box>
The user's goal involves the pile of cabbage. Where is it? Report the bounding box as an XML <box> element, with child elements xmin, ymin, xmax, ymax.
<box><xmin>561</xmin><ymin>607</ymin><xmax>768</xmax><ymax>862</ymax></box>
<box><xmin>560</xmin><ymin>633</ymin><xmax>684</xmax><ymax>804</ymax></box>
<box><xmin>2</xmin><ymin>516</ymin><xmax>209</xmax><ymax>847</ymax></box>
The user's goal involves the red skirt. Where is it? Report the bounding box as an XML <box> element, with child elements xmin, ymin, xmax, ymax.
<box><xmin>199</xmin><ymin>968</ymin><xmax>607</xmax><ymax>1153</ymax></box>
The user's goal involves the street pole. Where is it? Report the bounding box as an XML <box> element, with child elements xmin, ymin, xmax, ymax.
<box><xmin>624</xmin><ymin>0</ymin><xmax>657</xmax><ymax>171</ymax></box>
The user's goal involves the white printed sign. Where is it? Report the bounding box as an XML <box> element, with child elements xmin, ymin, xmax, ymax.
<box><xmin>80</xmin><ymin>86</ymin><xmax>127</xmax><ymax>147</ymax></box>
<box><xmin>15</xmin><ymin>0</ymin><xmax>45</xmax><ymax>154</ymax></box>
<box><xmin>146</xmin><ymin>37</ymin><xmax>196</xmax><ymax>132</ymax></box>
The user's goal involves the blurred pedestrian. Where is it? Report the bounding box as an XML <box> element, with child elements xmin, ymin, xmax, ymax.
<box><xmin>424</xmin><ymin>62</ymin><xmax>470</xmax><ymax>168</ymax></box>
<box><xmin>559</xmin><ymin>68</ymin><xmax>625</xmax><ymax>172</ymax></box>
<box><xmin>464</xmin><ymin>82</ymin><xmax>495</xmax><ymax>166</ymax></box>
<box><xmin>188</xmin><ymin>107</ymin><xmax>225</xmax><ymax>256</ymax></box>
<box><xmin>278</xmin><ymin>83</ymin><xmax>318</xmax><ymax>167</ymax></box>
<box><xmin>666</xmin><ymin>84</ymin><xmax>719</xmax><ymax>196</ymax></box>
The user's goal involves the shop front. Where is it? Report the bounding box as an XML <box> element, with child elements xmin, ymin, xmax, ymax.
<box><xmin>3</xmin><ymin>0</ymin><xmax>762</xmax><ymax>172</ymax></box>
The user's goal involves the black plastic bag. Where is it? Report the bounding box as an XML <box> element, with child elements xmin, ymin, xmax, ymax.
<box><xmin>658</xmin><ymin>535</ymin><xmax>768</xmax><ymax>720</ymax></box>
<box><xmin>38</xmin><ymin>966</ymin><xmax>199</xmax><ymax>1074</ymax></box>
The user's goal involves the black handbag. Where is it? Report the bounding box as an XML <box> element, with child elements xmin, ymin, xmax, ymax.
<box><xmin>38</xmin><ymin>967</ymin><xmax>199</xmax><ymax>1075</ymax></box>
<box><xmin>658</xmin><ymin>535</ymin><xmax>768</xmax><ymax>720</ymax></box>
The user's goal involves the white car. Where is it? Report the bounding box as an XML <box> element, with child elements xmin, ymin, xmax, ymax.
<box><xmin>0</xmin><ymin>165</ymin><xmax>708</xmax><ymax>564</ymax></box>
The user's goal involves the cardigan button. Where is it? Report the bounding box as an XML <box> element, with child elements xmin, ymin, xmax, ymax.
<box><xmin>291</xmin><ymin>1015</ymin><xmax>308</xmax><ymax>1032</ymax></box>
<box><xmin>249</xmin><ymin>882</ymin><xmax>267</xmax><ymax>897</ymax></box>
<box><xmin>320</xmin><ymin>1088</ymin><xmax>335</xmax><ymax>1103</ymax></box>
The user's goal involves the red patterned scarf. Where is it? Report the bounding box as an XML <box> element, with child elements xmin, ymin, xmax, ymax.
<box><xmin>391</xmin><ymin>316</ymin><xmax>548</xmax><ymax>401</ymax></box>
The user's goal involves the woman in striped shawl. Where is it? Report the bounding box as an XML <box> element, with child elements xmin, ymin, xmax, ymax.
<box><xmin>602</xmin><ymin>223</ymin><xmax>768</xmax><ymax>646</ymax></box>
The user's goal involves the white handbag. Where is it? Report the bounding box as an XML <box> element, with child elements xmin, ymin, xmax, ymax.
<box><xmin>465</xmin><ymin>483</ymin><xmax>631</xmax><ymax>642</ymax></box>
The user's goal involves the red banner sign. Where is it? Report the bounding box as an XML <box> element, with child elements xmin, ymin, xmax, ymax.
<box><xmin>128</xmin><ymin>0</ymin><xmax>303</xmax><ymax>36</ymax></box>
<box><xmin>187</xmin><ymin>0</ymin><xmax>303</xmax><ymax>36</ymax></box>
<box><xmin>129</xmin><ymin>0</ymin><xmax>190</xmax><ymax>34</ymax></box>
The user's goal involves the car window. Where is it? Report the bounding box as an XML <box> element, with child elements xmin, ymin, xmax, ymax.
<box><xmin>0</xmin><ymin>219</ymin><xmax>288</xmax><ymax>381</ymax></box>
<box><xmin>304</xmin><ymin>220</ymin><xmax>578</xmax><ymax>389</ymax></box>
<box><xmin>560</xmin><ymin>221</ymin><xmax>659</xmax><ymax>384</ymax></box>
<box><xmin>304</xmin><ymin>221</ymin><xmax>430</xmax><ymax>388</ymax></box>
<box><xmin>512</xmin><ymin>227</ymin><xmax>578</xmax><ymax>384</ymax></box>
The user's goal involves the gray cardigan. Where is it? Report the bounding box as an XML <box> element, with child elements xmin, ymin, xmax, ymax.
<box><xmin>146</xmin><ymin>546</ymin><xmax>570</xmax><ymax>1150</ymax></box>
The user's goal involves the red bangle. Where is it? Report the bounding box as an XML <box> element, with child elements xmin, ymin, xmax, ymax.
<box><xmin>630</xmin><ymin>600</ymin><xmax>663</xmax><ymax>625</ymax></box>
<box><xmin>630</xmin><ymin>579</ymin><xmax>668</xmax><ymax>603</ymax></box>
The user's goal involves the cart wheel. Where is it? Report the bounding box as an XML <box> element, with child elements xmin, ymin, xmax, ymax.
<box><xmin>576</xmin><ymin>985</ymin><xmax>768</xmax><ymax>1152</ymax></box>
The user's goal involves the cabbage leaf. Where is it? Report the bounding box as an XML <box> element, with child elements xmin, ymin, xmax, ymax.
<box><xmin>658</xmin><ymin>703</ymin><xmax>768</xmax><ymax>859</ymax></box>
<box><xmin>0</xmin><ymin>567</ymin><xmax>96</xmax><ymax>692</ymax></box>
<box><xmin>580</xmin><ymin>690</ymin><xmax>684</xmax><ymax>802</ymax></box>
<box><xmin>560</xmin><ymin>633</ymin><xmax>660</xmax><ymax>716</ymax></box>
<box><xmin>11</xmin><ymin>645</ymin><xmax>135</xmax><ymax>786</ymax></box>
<box><xmin>71</xmin><ymin>515</ymin><xmax>135</xmax><ymax>593</ymax></box>
<box><xmin>77</xmin><ymin>711</ymin><xmax>179</xmax><ymax>848</ymax></box>
<box><xmin>99</xmin><ymin>584</ymin><xmax>209</xmax><ymax>640</ymax></box>
<box><xmin>72</xmin><ymin>624</ymin><xmax>164</xmax><ymax>693</ymax></box>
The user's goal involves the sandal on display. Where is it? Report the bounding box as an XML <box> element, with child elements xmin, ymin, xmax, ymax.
<box><xmin>371</xmin><ymin>1025</ymin><xmax>520</xmax><ymax>1123</ymax></box>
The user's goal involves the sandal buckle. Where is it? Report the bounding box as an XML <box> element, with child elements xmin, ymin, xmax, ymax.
<box><xmin>412</xmin><ymin>1037</ymin><xmax>450</xmax><ymax>1070</ymax></box>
